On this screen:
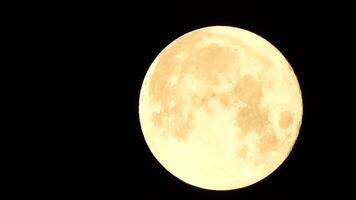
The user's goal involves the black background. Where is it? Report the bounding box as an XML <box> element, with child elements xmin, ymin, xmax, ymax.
<box><xmin>29</xmin><ymin>1</ymin><xmax>356</xmax><ymax>199</ymax></box>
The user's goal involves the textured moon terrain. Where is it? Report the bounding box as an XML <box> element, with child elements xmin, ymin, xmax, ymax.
<box><xmin>139</xmin><ymin>26</ymin><xmax>303</xmax><ymax>190</ymax></box>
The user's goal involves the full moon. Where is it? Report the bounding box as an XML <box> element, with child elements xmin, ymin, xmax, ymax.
<box><xmin>139</xmin><ymin>26</ymin><xmax>303</xmax><ymax>190</ymax></box>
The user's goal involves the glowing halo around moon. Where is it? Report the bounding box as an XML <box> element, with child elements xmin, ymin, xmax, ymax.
<box><xmin>139</xmin><ymin>26</ymin><xmax>303</xmax><ymax>190</ymax></box>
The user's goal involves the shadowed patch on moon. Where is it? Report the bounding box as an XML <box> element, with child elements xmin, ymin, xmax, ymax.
<box><xmin>147</xmin><ymin>38</ymin><xmax>195</xmax><ymax>140</ymax></box>
<box><xmin>234</xmin><ymin>74</ymin><xmax>263</xmax><ymax>106</ymax></box>
<box><xmin>237</xmin><ymin>145</ymin><xmax>249</xmax><ymax>159</ymax></box>
<box><xmin>183</xmin><ymin>44</ymin><xmax>238</xmax><ymax>85</ymax></box>
<box><xmin>236</xmin><ymin>106</ymin><xmax>269</xmax><ymax>134</ymax></box>
<box><xmin>150</xmin><ymin>103</ymin><xmax>194</xmax><ymax>141</ymax></box>
<box><xmin>233</xmin><ymin>74</ymin><xmax>279</xmax><ymax>163</ymax></box>
<box><xmin>279</xmin><ymin>111</ymin><xmax>293</xmax><ymax>129</ymax></box>
<box><xmin>259</xmin><ymin>128</ymin><xmax>279</xmax><ymax>156</ymax></box>
<box><xmin>152</xmin><ymin>112</ymin><xmax>162</xmax><ymax>127</ymax></box>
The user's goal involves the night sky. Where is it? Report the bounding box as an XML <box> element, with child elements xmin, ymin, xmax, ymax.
<box><xmin>30</xmin><ymin>1</ymin><xmax>355</xmax><ymax>199</ymax></box>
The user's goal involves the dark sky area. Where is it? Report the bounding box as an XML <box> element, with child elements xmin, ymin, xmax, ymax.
<box><xmin>28</xmin><ymin>1</ymin><xmax>355</xmax><ymax>199</ymax></box>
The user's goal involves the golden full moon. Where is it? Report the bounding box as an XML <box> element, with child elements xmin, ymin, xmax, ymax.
<box><xmin>139</xmin><ymin>26</ymin><xmax>303</xmax><ymax>190</ymax></box>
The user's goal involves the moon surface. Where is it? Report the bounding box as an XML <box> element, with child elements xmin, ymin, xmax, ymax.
<box><xmin>139</xmin><ymin>26</ymin><xmax>303</xmax><ymax>190</ymax></box>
